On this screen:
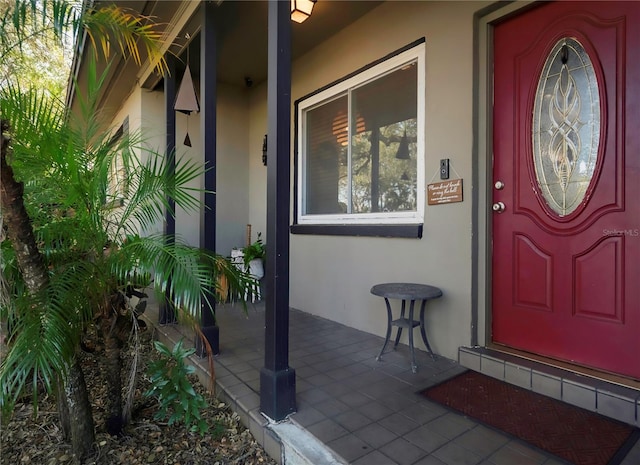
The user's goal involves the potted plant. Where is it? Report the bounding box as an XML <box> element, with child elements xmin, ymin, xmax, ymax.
<box><xmin>242</xmin><ymin>232</ymin><xmax>265</xmax><ymax>279</ymax></box>
<box><xmin>230</xmin><ymin>231</ymin><xmax>265</xmax><ymax>302</ymax></box>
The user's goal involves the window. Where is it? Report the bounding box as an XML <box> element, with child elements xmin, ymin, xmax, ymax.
<box><xmin>295</xmin><ymin>42</ymin><xmax>425</xmax><ymax>232</ymax></box>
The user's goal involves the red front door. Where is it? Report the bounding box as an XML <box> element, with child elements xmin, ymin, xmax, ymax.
<box><xmin>492</xmin><ymin>1</ymin><xmax>640</xmax><ymax>379</ymax></box>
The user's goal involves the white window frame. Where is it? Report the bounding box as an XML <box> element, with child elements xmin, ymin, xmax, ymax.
<box><xmin>296</xmin><ymin>43</ymin><xmax>426</xmax><ymax>226</ymax></box>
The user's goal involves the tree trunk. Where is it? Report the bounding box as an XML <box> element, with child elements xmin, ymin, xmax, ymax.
<box><xmin>102</xmin><ymin>312</ymin><xmax>124</xmax><ymax>435</ymax></box>
<box><xmin>0</xmin><ymin>121</ymin><xmax>49</xmax><ymax>294</ymax></box>
<box><xmin>1</xmin><ymin>120</ymin><xmax>96</xmax><ymax>457</ymax></box>
<box><xmin>64</xmin><ymin>357</ymin><xmax>96</xmax><ymax>458</ymax></box>
<box><xmin>100</xmin><ymin>291</ymin><xmax>138</xmax><ymax>435</ymax></box>
<box><xmin>56</xmin><ymin>381</ymin><xmax>72</xmax><ymax>441</ymax></box>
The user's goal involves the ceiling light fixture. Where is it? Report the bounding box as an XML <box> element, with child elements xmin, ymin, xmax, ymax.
<box><xmin>291</xmin><ymin>0</ymin><xmax>316</xmax><ymax>23</ymax></box>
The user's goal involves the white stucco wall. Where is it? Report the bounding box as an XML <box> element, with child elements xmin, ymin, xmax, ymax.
<box><xmin>215</xmin><ymin>83</ymin><xmax>252</xmax><ymax>256</ymax></box>
<box><xmin>246</xmin><ymin>1</ymin><xmax>487</xmax><ymax>362</ymax></box>
<box><xmin>140</xmin><ymin>89</ymin><xmax>167</xmax><ymax>237</ymax></box>
<box><xmin>247</xmin><ymin>87</ymin><xmax>269</xmax><ymax>242</ymax></box>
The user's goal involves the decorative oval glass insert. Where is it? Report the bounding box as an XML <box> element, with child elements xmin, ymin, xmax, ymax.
<box><xmin>532</xmin><ymin>37</ymin><xmax>600</xmax><ymax>217</ymax></box>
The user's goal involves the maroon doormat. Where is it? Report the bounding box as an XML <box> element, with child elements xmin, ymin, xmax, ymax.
<box><xmin>421</xmin><ymin>371</ymin><xmax>639</xmax><ymax>465</ymax></box>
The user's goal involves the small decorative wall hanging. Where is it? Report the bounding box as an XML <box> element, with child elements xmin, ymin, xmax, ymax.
<box><xmin>174</xmin><ymin>43</ymin><xmax>200</xmax><ymax>147</ymax></box>
<box><xmin>262</xmin><ymin>134</ymin><xmax>268</xmax><ymax>166</ymax></box>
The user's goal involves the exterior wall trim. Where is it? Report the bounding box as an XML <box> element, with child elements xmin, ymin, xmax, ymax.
<box><xmin>290</xmin><ymin>224</ymin><xmax>422</xmax><ymax>238</ymax></box>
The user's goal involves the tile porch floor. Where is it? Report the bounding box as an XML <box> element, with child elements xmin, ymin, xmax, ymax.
<box><xmin>147</xmin><ymin>302</ymin><xmax>640</xmax><ymax>465</ymax></box>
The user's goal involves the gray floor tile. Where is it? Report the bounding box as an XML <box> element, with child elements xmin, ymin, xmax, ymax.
<box><xmin>424</xmin><ymin>412</ymin><xmax>475</xmax><ymax>440</ymax></box>
<box><xmin>432</xmin><ymin>442</ymin><xmax>483</xmax><ymax>465</ymax></box>
<box><xmin>488</xmin><ymin>442</ymin><xmax>548</xmax><ymax>465</ymax></box>
<box><xmin>338</xmin><ymin>390</ymin><xmax>372</xmax><ymax>408</ymax></box>
<box><xmin>325</xmin><ymin>366</ymin><xmax>360</xmax><ymax>381</ymax></box>
<box><xmin>333</xmin><ymin>410</ymin><xmax>373</xmax><ymax>432</ymax></box>
<box><xmin>378</xmin><ymin>412</ymin><xmax>421</xmax><ymax>436</ymax></box>
<box><xmin>403</xmin><ymin>426</ymin><xmax>450</xmax><ymax>453</ymax></box>
<box><xmin>378</xmin><ymin>393</ymin><xmax>421</xmax><ymax>412</ymax></box>
<box><xmin>353</xmin><ymin>450</ymin><xmax>401</xmax><ymax>465</ymax></box>
<box><xmin>452</xmin><ymin>425</ymin><xmax>510</xmax><ymax>458</ymax></box>
<box><xmin>290</xmin><ymin>405</ymin><xmax>325</xmax><ymax>428</ymax></box>
<box><xmin>297</xmin><ymin>387</ymin><xmax>331</xmax><ymax>405</ymax></box>
<box><xmin>342</xmin><ymin>361</ymin><xmax>373</xmax><ymax>375</ymax></box>
<box><xmin>359</xmin><ymin>400</ymin><xmax>395</xmax><ymax>421</ymax></box>
<box><xmin>413</xmin><ymin>456</ymin><xmax>448</xmax><ymax>465</ymax></box>
<box><xmin>353</xmin><ymin>422</ymin><xmax>398</xmax><ymax>448</ymax></box>
<box><xmin>398</xmin><ymin>402</ymin><xmax>447</xmax><ymax>425</ymax></box>
<box><xmin>314</xmin><ymin>397</ymin><xmax>350</xmax><ymax>417</ymax></box>
<box><xmin>327</xmin><ymin>433</ymin><xmax>372</xmax><ymax>463</ymax></box>
<box><xmin>306</xmin><ymin>418</ymin><xmax>349</xmax><ymax>443</ymax></box>
<box><xmin>380</xmin><ymin>437</ymin><xmax>428</xmax><ymax>465</ymax></box>
<box><xmin>295</xmin><ymin>365</ymin><xmax>320</xmax><ymax>378</ymax></box>
<box><xmin>306</xmin><ymin>372</ymin><xmax>335</xmax><ymax>386</ymax></box>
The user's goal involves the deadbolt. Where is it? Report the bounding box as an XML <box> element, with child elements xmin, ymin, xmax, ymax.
<box><xmin>494</xmin><ymin>181</ymin><xmax>505</xmax><ymax>190</ymax></box>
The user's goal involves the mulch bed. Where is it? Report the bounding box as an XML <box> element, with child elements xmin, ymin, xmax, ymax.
<box><xmin>422</xmin><ymin>370</ymin><xmax>639</xmax><ymax>465</ymax></box>
<box><xmin>0</xmin><ymin>328</ymin><xmax>276</xmax><ymax>465</ymax></box>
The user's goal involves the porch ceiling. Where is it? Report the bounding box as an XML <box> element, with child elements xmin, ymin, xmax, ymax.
<box><xmin>175</xmin><ymin>0</ymin><xmax>385</xmax><ymax>89</ymax></box>
<box><xmin>68</xmin><ymin>0</ymin><xmax>383</xmax><ymax>122</ymax></box>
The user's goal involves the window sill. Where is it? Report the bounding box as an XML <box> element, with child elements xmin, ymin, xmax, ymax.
<box><xmin>290</xmin><ymin>223</ymin><xmax>422</xmax><ymax>238</ymax></box>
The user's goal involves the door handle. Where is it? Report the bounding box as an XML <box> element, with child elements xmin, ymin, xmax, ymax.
<box><xmin>492</xmin><ymin>202</ymin><xmax>506</xmax><ymax>213</ymax></box>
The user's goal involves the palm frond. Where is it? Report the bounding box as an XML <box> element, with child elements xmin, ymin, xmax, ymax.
<box><xmin>83</xmin><ymin>5</ymin><xmax>168</xmax><ymax>75</ymax></box>
<box><xmin>0</xmin><ymin>273</ymin><xmax>88</xmax><ymax>415</ymax></box>
<box><xmin>0</xmin><ymin>84</ymin><xmax>66</xmax><ymax>157</ymax></box>
<box><xmin>112</xmin><ymin>235</ymin><xmax>250</xmax><ymax>320</ymax></box>
<box><xmin>114</xmin><ymin>151</ymin><xmax>210</xmax><ymax>235</ymax></box>
<box><xmin>1</xmin><ymin>1</ymin><xmax>167</xmax><ymax>75</ymax></box>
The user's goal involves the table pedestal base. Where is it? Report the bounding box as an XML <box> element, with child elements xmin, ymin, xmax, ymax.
<box><xmin>376</xmin><ymin>299</ymin><xmax>434</xmax><ymax>373</ymax></box>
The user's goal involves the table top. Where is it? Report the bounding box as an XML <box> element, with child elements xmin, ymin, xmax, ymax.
<box><xmin>370</xmin><ymin>283</ymin><xmax>443</xmax><ymax>301</ymax></box>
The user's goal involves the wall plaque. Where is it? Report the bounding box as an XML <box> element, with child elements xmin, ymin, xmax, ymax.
<box><xmin>427</xmin><ymin>179</ymin><xmax>463</xmax><ymax>205</ymax></box>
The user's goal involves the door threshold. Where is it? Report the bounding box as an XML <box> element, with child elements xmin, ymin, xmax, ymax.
<box><xmin>488</xmin><ymin>344</ymin><xmax>640</xmax><ymax>390</ymax></box>
<box><xmin>458</xmin><ymin>345</ymin><xmax>640</xmax><ymax>427</ymax></box>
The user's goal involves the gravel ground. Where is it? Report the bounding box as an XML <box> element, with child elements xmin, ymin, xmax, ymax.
<box><xmin>0</xmin><ymin>328</ymin><xmax>277</xmax><ymax>465</ymax></box>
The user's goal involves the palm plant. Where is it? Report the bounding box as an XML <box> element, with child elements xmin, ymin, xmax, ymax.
<box><xmin>1</xmin><ymin>63</ymin><xmax>252</xmax><ymax>456</ymax></box>
<box><xmin>0</xmin><ymin>0</ymin><xmax>251</xmax><ymax>459</ymax></box>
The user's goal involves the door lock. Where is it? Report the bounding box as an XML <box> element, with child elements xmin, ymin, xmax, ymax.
<box><xmin>492</xmin><ymin>202</ymin><xmax>506</xmax><ymax>213</ymax></box>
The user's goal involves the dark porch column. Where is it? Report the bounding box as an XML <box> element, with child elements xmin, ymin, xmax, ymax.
<box><xmin>198</xmin><ymin>0</ymin><xmax>219</xmax><ymax>356</ymax></box>
<box><xmin>160</xmin><ymin>53</ymin><xmax>177</xmax><ymax>325</ymax></box>
<box><xmin>260</xmin><ymin>0</ymin><xmax>296</xmax><ymax>421</ymax></box>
